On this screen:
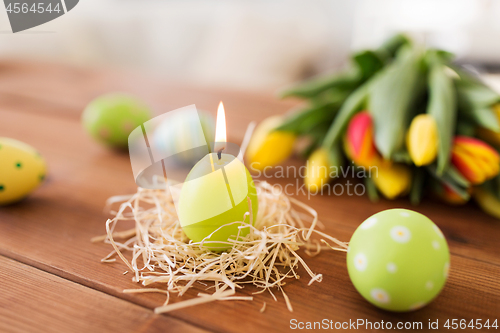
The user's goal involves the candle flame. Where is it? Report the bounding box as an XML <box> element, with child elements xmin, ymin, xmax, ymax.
<box><xmin>215</xmin><ymin>101</ymin><xmax>226</xmax><ymax>151</ymax></box>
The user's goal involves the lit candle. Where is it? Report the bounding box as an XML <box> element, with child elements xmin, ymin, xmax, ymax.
<box><xmin>178</xmin><ymin>102</ymin><xmax>259</xmax><ymax>251</ymax></box>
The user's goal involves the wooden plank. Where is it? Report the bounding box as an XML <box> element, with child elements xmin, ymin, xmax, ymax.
<box><xmin>0</xmin><ymin>61</ymin><xmax>499</xmax><ymax>332</ymax></box>
<box><xmin>0</xmin><ymin>256</ymin><xmax>209</xmax><ymax>333</ymax></box>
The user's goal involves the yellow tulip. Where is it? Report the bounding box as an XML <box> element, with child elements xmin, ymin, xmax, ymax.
<box><xmin>372</xmin><ymin>162</ymin><xmax>412</xmax><ymax>199</ymax></box>
<box><xmin>406</xmin><ymin>114</ymin><xmax>438</xmax><ymax>166</ymax></box>
<box><xmin>304</xmin><ymin>148</ymin><xmax>331</xmax><ymax>192</ymax></box>
<box><xmin>246</xmin><ymin>116</ymin><xmax>296</xmax><ymax>171</ymax></box>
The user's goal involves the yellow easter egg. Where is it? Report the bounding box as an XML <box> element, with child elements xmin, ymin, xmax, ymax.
<box><xmin>0</xmin><ymin>138</ymin><xmax>47</xmax><ymax>205</ymax></box>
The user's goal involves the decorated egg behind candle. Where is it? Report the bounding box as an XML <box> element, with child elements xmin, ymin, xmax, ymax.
<box><xmin>82</xmin><ymin>93</ymin><xmax>152</xmax><ymax>149</ymax></box>
<box><xmin>347</xmin><ymin>209</ymin><xmax>450</xmax><ymax>312</ymax></box>
<box><xmin>0</xmin><ymin>138</ymin><xmax>46</xmax><ymax>205</ymax></box>
<box><xmin>153</xmin><ymin>110</ymin><xmax>215</xmax><ymax>165</ymax></box>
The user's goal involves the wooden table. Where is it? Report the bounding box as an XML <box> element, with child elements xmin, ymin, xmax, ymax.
<box><xmin>0</xmin><ymin>60</ymin><xmax>498</xmax><ymax>333</ymax></box>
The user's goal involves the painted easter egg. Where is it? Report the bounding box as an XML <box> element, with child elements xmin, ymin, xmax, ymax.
<box><xmin>0</xmin><ymin>138</ymin><xmax>47</xmax><ymax>205</ymax></box>
<box><xmin>153</xmin><ymin>110</ymin><xmax>215</xmax><ymax>165</ymax></box>
<box><xmin>347</xmin><ymin>209</ymin><xmax>450</xmax><ymax>312</ymax></box>
<box><xmin>82</xmin><ymin>93</ymin><xmax>152</xmax><ymax>149</ymax></box>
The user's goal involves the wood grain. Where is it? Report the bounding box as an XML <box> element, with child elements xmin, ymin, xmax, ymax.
<box><xmin>0</xmin><ymin>256</ymin><xmax>209</xmax><ymax>333</ymax></box>
<box><xmin>0</xmin><ymin>60</ymin><xmax>499</xmax><ymax>333</ymax></box>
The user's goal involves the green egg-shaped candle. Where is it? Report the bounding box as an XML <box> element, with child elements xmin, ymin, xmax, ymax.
<box><xmin>347</xmin><ymin>209</ymin><xmax>450</xmax><ymax>312</ymax></box>
<box><xmin>178</xmin><ymin>153</ymin><xmax>258</xmax><ymax>251</ymax></box>
<box><xmin>82</xmin><ymin>93</ymin><xmax>152</xmax><ymax>149</ymax></box>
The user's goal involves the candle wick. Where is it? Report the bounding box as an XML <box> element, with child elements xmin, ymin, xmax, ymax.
<box><xmin>217</xmin><ymin>149</ymin><xmax>223</xmax><ymax>160</ymax></box>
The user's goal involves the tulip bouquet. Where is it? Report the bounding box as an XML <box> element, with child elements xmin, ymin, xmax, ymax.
<box><xmin>246</xmin><ymin>35</ymin><xmax>500</xmax><ymax>219</ymax></box>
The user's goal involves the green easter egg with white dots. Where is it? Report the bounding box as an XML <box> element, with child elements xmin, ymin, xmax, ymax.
<box><xmin>0</xmin><ymin>138</ymin><xmax>47</xmax><ymax>205</ymax></box>
<box><xmin>82</xmin><ymin>93</ymin><xmax>152</xmax><ymax>149</ymax></box>
<box><xmin>347</xmin><ymin>209</ymin><xmax>450</xmax><ymax>312</ymax></box>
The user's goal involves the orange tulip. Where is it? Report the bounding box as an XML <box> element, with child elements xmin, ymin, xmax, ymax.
<box><xmin>451</xmin><ymin>136</ymin><xmax>500</xmax><ymax>185</ymax></box>
<box><xmin>344</xmin><ymin>111</ymin><xmax>379</xmax><ymax>167</ymax></box>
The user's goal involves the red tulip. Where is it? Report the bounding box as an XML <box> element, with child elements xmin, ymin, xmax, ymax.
<box><xmin>345</xmin><ymin>111</ymin><xmax>379</xmax><ymax>167</ymax></box>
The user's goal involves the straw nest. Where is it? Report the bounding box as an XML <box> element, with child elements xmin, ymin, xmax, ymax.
<box><xmin>93</xmin><ymin>180</ymin><xmax>347</xmax><ymax>313</ymax></box>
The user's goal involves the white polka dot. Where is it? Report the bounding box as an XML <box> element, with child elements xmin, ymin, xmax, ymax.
<box><xmin>432</xmin><ymin>240</ymin><xmax>440</xmax><ymax>250</ymax></box>
<box><xmin>370</xmin><ymin>288</ymin><xmax>390</xmax><ymax>304</ymax></box>
<box><xmin>390</xmin><ymin>226</ymin><xmax>411</xmax><ymax>243</ymax></box>
<box><xmin>433</xmin><ymin>225</ymin><xmax>444</xmax><ymax>239</ymax></box>
<box><xmin>426</xmin><ymin>281</ymin><xmax>434</xmax><ymax>290</ymax></box>
<box><xmin>400</xmin><ymin>211</ymin><xmax>411</xmax><ymax>217</ymax></box>
<box><xmin>360</xmin><ymin>217</ymin><xmax>377</xmax><ymax>229</ymax></box>
<box><xmin>354</xmin><ymin>253</ymin><xmax>367</xmax><ymax>271</ymax></box>
<box><xmin>386</xmin><ymin>262</ymin><xmax>397</xmax><ymax>273</ymax></box>
<box><xmin>409</xmin><ymin>301</ymin><xmax>426</xmax><ymax>311</ymax></box>
<box><xmin>444</xmin><ymin>262</ymin><xmax>450</xmax><ymax>278</ymax></box>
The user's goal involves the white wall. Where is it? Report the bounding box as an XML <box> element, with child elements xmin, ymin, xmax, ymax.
<box><xmin>0</xmin><ymin>0</ymin><xmax>356</xmax><ymax>91</ymax></box>
<box><xmin>0</xmin><ymin>0</ymin><xmax>499</xmax><ymax>92</ymax></box>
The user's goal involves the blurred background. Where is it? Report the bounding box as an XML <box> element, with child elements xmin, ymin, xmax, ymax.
<box><xmin>1</xmin><ymin>0</ymin><xmax>499</xmax><ymax>92</ymax></box>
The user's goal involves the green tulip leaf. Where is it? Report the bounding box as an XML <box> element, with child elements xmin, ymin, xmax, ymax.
<box><xmin>279</xmin><ymin>70</ymin><xmax>360</xmax><ymax>99</ymax></box>
<box><xmin>474</xmin><ymin>107</ymin><xmax>500</xmax><ymax>132</ymax></box>
<box><xmin>445</xmin><ymin>165</ymin><xmax>471</xmax><ymax>188</ymax></box>
<box><xmin>279</xmin><ymin>34</ymin><xmax>410</xmax><ymax>100</ymax></box>
<box><xmin>277</xmin><ymin>98</ymin><xmax>343</xmax><ymax>135</ymax></box>
<box><xmin>369</xmin><ymin>45</ymin><xmax>426</xmax><ymax>159</ymax></box>
<box><xmin>426</xmin><ymin>164</ymin><xmax>470</xmax><ymax>200</ymax></box>
<box><xmin>457</xmin><ymin>72</ymin><xmax>500</xmax><ymax>106</ymax></box>
<box><xmin>426</xmin><ymin>61</ymin><xmax>457</xmax><ymax>175</ymax></box>
<box><xmin>456</xmin><ymin>69</ymin><xmax>500</xmax><ymax>132</ymax></box>
<box><xmin>321</xmin><ymin>78</ymin><xmax>373</xmax><ymax>150</ymax></box>
<box><xmin>375</xmin><ymin>34</ymin><xmax>411</xmax><ymax>61</ymax></box>
<box><xmin>352</xmin><ymin>50</ymin><xmax>385</xmax><ymax>80</ymax></box>
<box><xmin>392</xmin><ymin>150</ymin><xmax>412</xmax><ymax>164</ymax></box>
